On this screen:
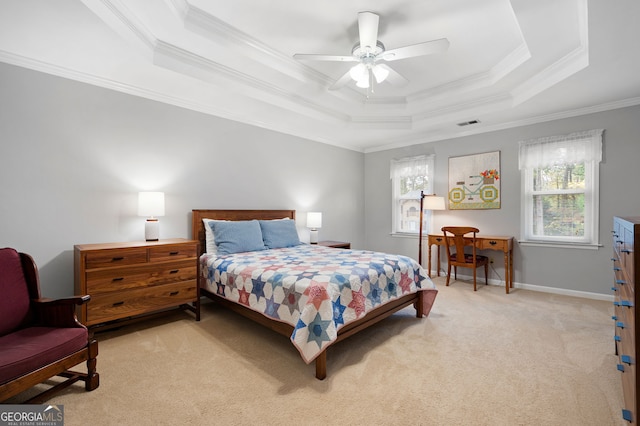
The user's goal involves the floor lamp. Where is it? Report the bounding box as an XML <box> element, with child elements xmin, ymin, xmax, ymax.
<box><xmin>418</xmin><ymin>191</ymin><xmax>445</xmax><ymax>265</ymax></box>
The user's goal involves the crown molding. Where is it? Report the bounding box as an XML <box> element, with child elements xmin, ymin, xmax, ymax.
<box><xmin>152</xmin><ymin>41</ymin><xmax>349</xmax><ymax>124</ymax></box>
<box><xmin>80</xmin><ymin>0</ymin><xmax>156</xmax><ymax>53</ymax></box>
<box><xmin>350</xmin><ymin>115</ymin><xmax>412</xmax><ymax>129</ymax></box>
<box><xmin>408</xmin><ymin>41</ymin><xmax>531</xmax><ymax>105</ymax></box>
<box><xmin>511</xmin><ymin>43</ymin><xmax>589</xmax><ymax>106</ymax></box>
<box><xmin>172</xmin><ymin>0</ymin><xmax>331</xmax><ymax>87</ymax></box>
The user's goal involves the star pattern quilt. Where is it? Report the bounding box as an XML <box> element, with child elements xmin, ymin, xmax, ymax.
<box><xmin>200</xmin><ymin>244</ymin><xmax>437</xmax><ymax>363</ymax></box>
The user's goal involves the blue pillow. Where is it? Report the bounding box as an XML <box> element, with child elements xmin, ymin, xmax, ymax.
<box><xmin>259</xmin><ymin>219</ymin><xmax>302</xmax><ymax>249</ymax></box>
<box><xmin>210</xmin><ymin>220</ymin><xmax>267</xmax><ymax>255</ymax></box>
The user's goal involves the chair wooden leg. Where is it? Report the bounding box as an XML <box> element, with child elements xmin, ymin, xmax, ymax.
<box><xmin>446</xmin><ymin>263</ymin><xmax>451</xmax><ymax>286</ymax></box>
<box><xmin>473</xmin><ymin>267</ymin><xmax>477</xmax><ymax>291</ymax></box>
<box><xmin>484</xmin><ymin>263</ymin><xmax>489</xmax><ymax>285</ymax></box>
<box><xmin>85</xmin><ymin>339</ymin><xmax>99</xmax><ymax>391</ymax></box>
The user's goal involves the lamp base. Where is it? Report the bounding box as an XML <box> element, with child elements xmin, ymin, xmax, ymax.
<box><xmin>310</xmin><ymin>229</ymin><xmax>318</xmax><ymax>244</ymax></box>
<box><xmin>145</xmin><ymin>219</ymin><xmax>160</xmax><ymax>241</ymax></box>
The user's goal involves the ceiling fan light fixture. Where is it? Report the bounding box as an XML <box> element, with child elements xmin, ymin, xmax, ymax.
<box><xmin>349</xmin><ymin>63</ymin><xmax>367</xmax><ymax>81</ymax></box>
<box><xmin>372</xmin><ymin>65</ymin><xmax>389</xmax><ymax>83</ymax></box>
<box><xmin>293</xmin><ymin>12</ymin><xmax>450</xmax><ymax>93</ymax></box>
<box><xmin>355</xmin><ymin>75</ymin><xmax>370</xmax><ymax>88</ymax></box>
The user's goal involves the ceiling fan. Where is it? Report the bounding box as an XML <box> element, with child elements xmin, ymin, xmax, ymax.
<box><xmin>293</xmin><ymin>11</ymin><xmax>449</xmax><ymax>92</ymax></box>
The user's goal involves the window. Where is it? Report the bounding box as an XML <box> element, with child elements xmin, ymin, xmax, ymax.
<box><xmin>519</xmin><ymin>129</ymin><xmax>603</xmax><ymax>246</ymax></box>
<box><xmin>391</xmin><ymin>155</ymin><xmax>435</xmax><ymax>234</ymax></box>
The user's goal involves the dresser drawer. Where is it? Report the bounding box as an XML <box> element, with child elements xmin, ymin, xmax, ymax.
<box><xmin>85</xmin><ymin>259</ymin><xmax>197</xmax><ymax>295</ymax></box>
<box><xmin>86</xmin><ymin>280</ymin><xmax>197</xmax><ymax>325</ymax></box>
<box><xmin>85</xmin><ymin>247</ymin><xmax>148</xmax><ymax>269</ymax></box>
<box><xmin>149</xmin><ymin>244</ymin><xmax>197</xmax><ymax>262</ymax></box>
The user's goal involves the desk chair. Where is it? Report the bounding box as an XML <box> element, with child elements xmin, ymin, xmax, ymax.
<box><xmin>441</xmin><ymin>227</ymin><xmax>489</xmax><ymax>291</ymax></box>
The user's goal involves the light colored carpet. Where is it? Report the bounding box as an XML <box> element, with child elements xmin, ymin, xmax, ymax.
<box><xmin>9</xmin><ymin>277</ymin><xmax>623</xmax><ymax>425</ymax></box>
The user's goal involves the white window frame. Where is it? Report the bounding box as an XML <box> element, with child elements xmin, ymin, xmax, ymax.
<box><xmin>519</xmin><ymin>129</ymin><xmax>603</xmax><ymax>247</ymax></box>
<box><xmin>390</xmin><ymin>155</ymin><xmax>435</xmax><ymax>235</ymax></box>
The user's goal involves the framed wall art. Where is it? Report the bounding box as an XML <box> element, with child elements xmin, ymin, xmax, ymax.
<box><xmin>448</xmin><ymin>151</ymin><xmax>501</xmax><ymax>210</ymax></box>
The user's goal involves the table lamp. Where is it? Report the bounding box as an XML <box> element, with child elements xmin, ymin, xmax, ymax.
<box><xmin>307</xmin><ymin>212</ymin><xmax>322</xmax><ymax>244</ymax></box>
<box><xmin>138</xmin><ymin>191</ymin><xmax>165</xmax><ymax>241</ymax></box>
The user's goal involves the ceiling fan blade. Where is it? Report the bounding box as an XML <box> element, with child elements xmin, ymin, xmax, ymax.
<box><xmin>329</xmin><ymin>70</ymin><xmax>353</xmax><ymax>90</ymax></box>
<box><xmin>358</xmin><ymin>11</ymin><xmax>379</xmax><ymax>51</ymax></box>
<box><xmin>293</xmin><ymin>53</ymin><xmax>356</xmax><ymax>62</ymax></box>
<box><xmin>376</xmin><ymin>64</ymin><xmax>408</xmax><ymax>87</ymax></box>
<box><xmin>382</xmin><ymin>38</ymin><xmax>449</xmax><ymax>61</ymax></box>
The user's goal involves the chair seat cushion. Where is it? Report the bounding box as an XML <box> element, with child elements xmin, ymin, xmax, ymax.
<box><xmin>449</xmin><ymin>253</ymin><xmax>489</xmax><ymax>263</ymax></box>
<box><xmin>0</xmin><ymin>326</ymin><xmax>88</xmax><ymax>384</ymax></box>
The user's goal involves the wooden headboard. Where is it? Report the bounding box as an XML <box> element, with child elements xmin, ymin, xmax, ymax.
<box><xmin>191</xmin><ymin>209</ymin><xmax>296</xmax><ymax>255</ymax></box>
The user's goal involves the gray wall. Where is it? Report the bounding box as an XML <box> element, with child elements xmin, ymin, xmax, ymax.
<box><xmin>3</xmin><ymin>60</ymin><xmax>638</xmax><ymax>299</ymax></box>
<box><xmin>365</xmin><ymin>104</ymin><xmax>640</xmax><ymax>296</ymax></box>
<box><xmin>0</xmin><ymin>63</ymin><xmax>364</xmax><ymax>297</ymax></box>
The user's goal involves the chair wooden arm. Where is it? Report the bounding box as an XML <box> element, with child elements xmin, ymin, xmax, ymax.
<box><xmin>32</xmin><ymin>295</ymin><xmax>90</xmax><ymax>328</ymax></box>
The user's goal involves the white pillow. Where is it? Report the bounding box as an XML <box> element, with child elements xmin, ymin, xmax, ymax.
<box><xmin>203</xmin><ymin>219</ymin><xmax>227</xmax><ymax>254</ymax></box>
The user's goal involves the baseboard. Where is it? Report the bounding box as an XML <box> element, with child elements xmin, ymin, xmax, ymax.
<box><xmin>428</xmin><ymin>270</ymin><xmax>613</xmax><ymax>302</ymax></box>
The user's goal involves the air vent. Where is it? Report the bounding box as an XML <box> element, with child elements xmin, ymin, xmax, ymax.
<box><xmin>457</xmin><ymin>119</ymin><xmax>481</xmax><ymax>127</ymax></box>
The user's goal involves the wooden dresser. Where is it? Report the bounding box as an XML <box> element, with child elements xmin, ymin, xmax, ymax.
<box><xmin>74</xmin><ymin>238</ymin><xmax>200</xmax><ymax>328</ymax></box>
<box><xmin>612</xmin><ymin>216</ymin><xmax>639</xmax><ymax>424</ymax></box>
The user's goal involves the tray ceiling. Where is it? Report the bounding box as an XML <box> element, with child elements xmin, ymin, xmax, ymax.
<box><xmin>0</xmin><ymin>0</ymin><xmax>638</xmax><ymax>152</ymax></box>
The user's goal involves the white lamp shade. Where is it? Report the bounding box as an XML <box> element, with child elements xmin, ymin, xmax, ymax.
<box><xmin>372</xmin><ymin>65</ymin><xmax>389</xmax><ymax>83</ymax></box>
<box><xmin>349</xmin><ymin>63</ymin><xmax>366</xmax><ymax>81</ymax></box>
<box><xmin>138</xmin><ymin>192</ymin><xmax>165</xmax><ymax>217</ymax></box>
<box><xmin>306</xmin><ymin>212</ymin><xmax>322</xmax><ymax>229</ymax></box>
<box><xmin>423</xmin><ymin>196</ymin><xmax>446</xmax><ymax>211</ymax></box>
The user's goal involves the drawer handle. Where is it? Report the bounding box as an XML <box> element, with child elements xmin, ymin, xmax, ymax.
<box><xmin>621</xmin><ymin>249</ymin><xmax>631</xmax><ymax>254</ymax></box>
<box><xmin>617</xmin><ymin>364</ymin><xmax>625</xmax><ymax>372</ymax></box>
<box><xmin>614</xmin><ymin>335</ymin><xmax>621</xmax><ymax>342</ymax></box>
<box><xmin>112</xmin><ymin>277</ymin><xmax>124</xmax><ymax>282</ymax></box>
<box><xmin>613</xmin><ymin>267</ymin><xmax>621</xmax><ymax>271</ymax></box>
<box><xmin>112</xmin><ymin>256</ymin><xmax>124</xmax><ymax>261</ymax></box>
<box><xmin>611</xmin><ymin>287</ymin><xmax>618</xmax><ymax>292</ymax></box>
<box><xmin>611</xmin><ymin>258</ymin><xmax>618</xmax><ymax>262</ymax></box>
<box><xmin>621</xmin><ymin>300</ymin><xmax>633</xmax><ymax>308</ymax></box>
<box><xmin>169</xmin><ymin>251</ymin><xmax>180</xmax><ymax>256</ymax></box>
<box><xmin>112</xmin><ymin>301</ymin><xmax>124</xmax><ymax>307</ymax></box>
<box><xmin>616</xmin><ymin>279</ymin><xmax>626</xmax><ymax>285</ymax></box>
<box><xmin>622</xmin><ymin>409</ymin><xmax>633</xmax><ymax>422</ymax></box>
<box><xmin>616</xmin><ymin>321</ymin><xmax>625</xmax><ymax>329</ymax></box>
<box><xmin>170</xmin><ymin>270</ymin><xmax>179</xmax><ymax>274</ymax></box>
<box><xmin>169</xmin><ymin>291</ymin><xmax>179</xmax><ymax>296</ymax></box>
<box><xmin>621</xmin><ymin>355</ymin><xmax>632</xmax><ymax>365</ymax></box>
<box><xmin>489</xmin><ymin>240</ymin><xmax>497</xmax><ymax>245</ymax></box>
<box><xmin>435</xmin><ymin>237</ymin><xmax>443</xmax><ymax>242</ymax></box>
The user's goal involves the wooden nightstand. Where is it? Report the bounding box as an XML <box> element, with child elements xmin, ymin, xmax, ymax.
<box><xmin>74</xmin><ymin>238</ymin><xmax>200</xmax><ymax>328</ymax></box>
<box><xmin>317</xmin><ymin>240</ymin><xmax>351</xmax><ymax>249</ymax></box>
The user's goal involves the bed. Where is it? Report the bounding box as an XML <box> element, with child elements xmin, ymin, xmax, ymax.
<box><xmin>192</xmin><ymin>209</ymin><xmax>438</xmax><ymax>379</ymax></box>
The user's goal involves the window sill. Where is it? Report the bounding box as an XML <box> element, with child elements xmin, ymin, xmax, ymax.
<box><xmin>391</xmin><ymin>232</ymin><xmax>422</xmax><ymax>239</ymax></box>
<box><xmin>518</xmin><ymin>240</ymin><xmax>602</xmax><ymax>250</ymax></box>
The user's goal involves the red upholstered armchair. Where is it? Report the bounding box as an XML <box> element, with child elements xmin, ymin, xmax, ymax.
<box><xmin>0</xmin><ymin>248</ymin><xmax>99</xmax><ymax>403</ymax></box>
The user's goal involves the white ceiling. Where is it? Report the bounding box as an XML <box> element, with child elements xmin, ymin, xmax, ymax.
<box><xmin>0</xmin><ymin>0</ymin><xmax>639</xmax><ymax>152</ymax></box>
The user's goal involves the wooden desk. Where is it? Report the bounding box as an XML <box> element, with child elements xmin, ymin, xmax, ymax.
<box><xmin>427</xmin><ymin>234</ymin><xmax>514</xmax><ymax>293</ymax></box>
